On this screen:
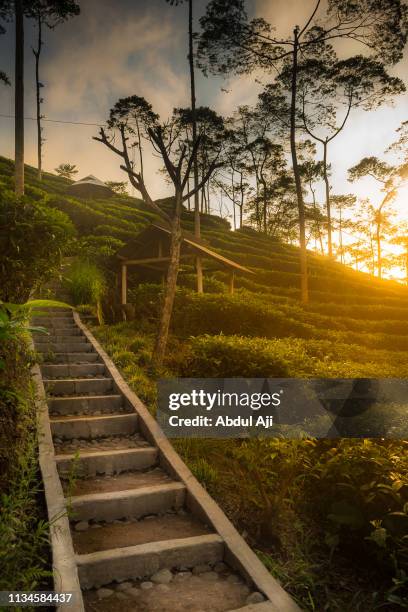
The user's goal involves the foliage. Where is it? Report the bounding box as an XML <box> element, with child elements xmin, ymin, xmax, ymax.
<box><xmin>105</xmin><ymin>180</ymin><xmax>128</xmax><ymax>195</ymax></box>
<box><xmin>0</xmin><ymin>300</ymin><xmax>70</xmax><ymax>369</ymax></box>
<box><xmin>63</xmin><ymin>260</ymin><xmax>106</xmax><ymax>324</ymax></box>
<box><xmin>0</xmin><ymin>333</ymin><xmax>51</xmax><ymax>589</ymax></box>
<box><xmin>54</xmin><ymin>162</ymin><xmax>78</xmax><ymax>179</ymax></box>
<box><xmin>0</xmin><ymin>412</ymin><xmax>51</xmax><ymax>591</ymax></box>
<box><xmin>0</xmin><ymin>187</ymin><xmax>75</xmax><ymax>302</ymax></box>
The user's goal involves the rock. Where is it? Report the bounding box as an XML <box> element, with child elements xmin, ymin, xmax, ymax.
<box><xmin>116</xmin><ymin>592</ymin><xmax>128</xmax><ymax>600</ymax></box>
<box><xmin>151</xmin><ymin>569</ymin><xmax>173</xmax><ymax>584</ymax></box>
<box><xmin>90</xmin><ymin>523</ymin><xmax>102</xmax><ymax>529</ymax></box>
<box><xmin>214</xmin><ymin>562</ymin><xmax>228</xmax><ymax>573</ymax></box>
<box><xmin>226</xmin><ymin>574</ymin><xmax>241</xmax><ymax>584</ymax></box>
<box><xmin>96</xmin><ymin>588</ymin><xmax>114</xmax><ymax>599</ymax></box>
<box><xmin>116</xmin><ymin>581</ymin><xmax>133</xmax><ymax>591</ymax></box>
<box><xmin>192</xmin><ymin>564</ymin><xmax>211</xmax><ymax>575</ymax></box>
<box><xmin>201</xmin><ymin>572</ymin><xmax>218</xmax><ymax>582</ymax></box>
<box><xmin>140</xmin><ymin>581</ymin><xmax>154</xmax><ymax>590</ymax></box>
<box><xmin>174</xmin><ymin>571</ymin><xmax>192</xmax><ymax>582</ymax></box>
<box><xmin>74</xmin><ymin>521</ymin><xmax>89</xmax><ymax>532</ymax></box>
<box><xmin>246</xmin><ymin>592</ymin><xmax>266</xmax><ymax>605</ymax></box>
<box><xmin>126</xmin><ymin>588</ymin><xmax>140</xmax><ymax>598</ymax></box>
<box><xmin>156</xmin><ymin>584</ymin><xmax>170</xmax><ymax>592</ymax></box>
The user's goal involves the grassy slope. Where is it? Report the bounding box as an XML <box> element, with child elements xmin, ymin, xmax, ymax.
<box><xmin>3</xmin><ymin>157</ymin><xmax>408</xmax><ymax>610</ymax></box>
<box><xmin>4</xmin><ymin>155</ymin><xmax>405</xmax><ymax>377</ymax></box>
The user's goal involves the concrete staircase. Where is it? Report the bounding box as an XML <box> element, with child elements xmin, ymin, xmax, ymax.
<box><xmin>32</xmin><ymin>308</ymin><xmax>300</xmax><ymax>612</ymax></box>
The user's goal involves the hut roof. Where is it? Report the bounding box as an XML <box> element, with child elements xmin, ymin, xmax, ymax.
<box><xmin>66</xmin><ymin>175</ymin><xmax>114</xmax><ymax>198</ymax></box>
<box><xmin>117</xmin><ymin>222</ymin><xmax>254</xmax><ymax>274</ymax></box>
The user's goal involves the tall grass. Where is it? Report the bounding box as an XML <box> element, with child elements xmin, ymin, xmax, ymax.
<box><xmin>64</xmin><ymin>260</ymin><xmax>106</xmax><ymax>324</ymax></box>
<box><xmin>0</xmin><ymin>376</ymin><xmax>51</xmax><ymax>591</ymax></box>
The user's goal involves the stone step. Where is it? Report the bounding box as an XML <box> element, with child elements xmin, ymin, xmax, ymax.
<box><xmin>72</xmin><ymin>512</ymin><xmax>210</xmax><ymax>556</ymax></box>
<box><xmin>77</xmin><ymin>534</ymin><xmax>224</xmax><ymax>589</ymax></box>
<box><xmin>56</xmin><ymin>447</ymin><xmax>158</xmax><ymax>478</ymax></box>
<box><xmin>41</xmin><ymin>363</ymin><xmax>106</xmax><ymax>378</ymax></box>
<box><xmin>50</xmin><ymin>413</ymin><xmax>138</xmax><ymax>440</ymax></box>
<box><xmin>35</xmin><ymin>341</ymin><xmax>93</xmax><ymax>353</ymax></box>
<box><xmin>33</xmin><ymin>309</ymin><xmax>73</xmax><ymax>317</ymax></box>
<box><xmin>83</xmin><ymin>568</ymin><xmax>254</xmax><ymax>610</ymax></box>
<box><xmin>32</xmin><ymin>317</ymin><xmax>75</xmax><ymax>327</ymax></box>
<box><xmin>32</xmin><ymin>317</ymin><xmax>75</xmax><ymax>325</ymax></box>
<box><xmin>54</xmin><ymin>434</ymin><xmax>150</xmax><ymax>456</ymax></box>
<box><xmin>34</xmin><ymin>327</ymin><xmax>82</xmax><ymax>336</ymax></box>
<box><xmin>44</xmin><ymin>352</ymin><xmax>102</xmax><ymax>364</ymax></box>
<box><xmin>36</xmin><ymin>334</ymin><xmax>86</xmax><ymax>344</ymax></box>
<box><xmin>32</xmin><ymin>308</ymin><xmax>72</xmax><ymax>314</ymax></box>
<box><xmin>64</xmin><ymin>468</ymin><xmax>174</xmax><ymax>497</ymax></box>
<box><xmin>48</xmin><ymin>394</ymin><xmax>123</xmax><ymax>416</ymax></box>
<box><xmin>44</xmin><ymin>377</ymin><xmax>114</xmax><ymax>396</ymax></box>
<box><xmin>70</xmin><ymin>482</ymin><xmax>186</xmax><ymax>523</ymax></box>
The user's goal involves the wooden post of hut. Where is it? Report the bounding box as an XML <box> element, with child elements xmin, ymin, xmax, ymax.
<box><xmin>116</xmin><ymin>222</ymin><xmax>254</xmax><ymax>313</ymax></box>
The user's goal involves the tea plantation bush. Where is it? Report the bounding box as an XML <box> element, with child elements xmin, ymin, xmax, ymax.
<box><xmin>0</xmin><ymin>188</ymin><xmax>75</xmax><ymax>302</ymax></box>
<box><xmin>130</xmin><ymin>283</ymin><xmax>316</xmax><ymax>339</ymax></box>
<box><xmin>179</xmin><ymin>335</ymin><xmax>315</xmax><ymax>377</ymax></box>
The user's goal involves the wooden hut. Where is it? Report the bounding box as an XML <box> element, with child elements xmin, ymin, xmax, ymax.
<box><xmin>66</xmin><ymin>175</ymin><xmax>114</xmax><ymax>199</ymax></box>
<box><xmin>117</xmin><ymin>222</ymin><xmax>253</xmax><ymax>306</ymax></box>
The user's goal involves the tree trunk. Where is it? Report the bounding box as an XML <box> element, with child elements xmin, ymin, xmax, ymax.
<box><xmin>262</xmin><ymin>181</ymin><xmax>267</xmax><ymax>234</ymax></box>
<box><xmin>323</xmin><ymin>140</ymin><xmax>332</xmax><ymax>257</ymax></box>
<box><xmin>136</xmin><ymin>118</ymin><xmax>144</xmax><ymax>179</ymax></box>
<box><xmin>188</xmin><ymin>0</ymin><xmax>203</xmax><ymax>292</ymax></box>
<box><xmin>405</xmin><ymin>245</ymin><xmax>408</xmax><ymax>286</ymax></box>
<box><xmin>34</xmin><ymin>15</ymin><xmax>43</xmax><ymax>181</ymax></box>
<box><xmin>14</xmin><ymin>0</ymin><xmax>24</xmax><ymax>196</ymax></box>
<box><xmin>231</xmin><ymin>169</ymin><xmax>236</xmax><ymax>230</ymax></box>
<box><xmin>376</xmin><ymin>223</ymin><xmax>382</xmax><ymax>279</ymax></box>
<box><xmin>339</xmin><ymin>207</ymin><xmax>343</xmax><ymax>264</ymax></box>
<box><xmin>290</xmin><ymin>28</ymin><xmax>308</xmax><ymax>303</ymax></box>
<box><xmin>152</xmin><ymin>194</ymin><xmax>183</xmax><ymax>368</ymax></box>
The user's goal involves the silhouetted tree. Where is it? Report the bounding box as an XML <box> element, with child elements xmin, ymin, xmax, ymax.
<box><xmin>349</xmin><ymin>157</ymin><xmax>407</xmax><ymax>278</ymax></box>
<box><xmin>198</xmin><ymin>0</ymin><xmax>408</xmax><ymax>302</ymax></box>
<box><xmin>27</xmin><ymin>0</ymin><xmax>80</xmax><ymax>180</ymax></box>
<box><xmin>166</xmin><ymin>0</ymin><xmax>203</xmax><ymax>291</ymax></box>
<box><xmin>54</xmin><ymin>162</ymin><xmax>78</xmax><ymax>179</ymax></box>
<box><xmin>95</xmin><ymin>97</ymin><xmax>222</xmax><ymax>366</ymax></box>
<box><xmin>0</xmin><ymin>0</ymin><xmax>80</xmax><ymax>192</ymax></box>
<box><xmin>105</xmin><ymin>181</ymin><xmax>128</xmax><ymax>195</ymax></box>
<box><xmin>300</xmin><ymin>54</ymin><xmax>404</xmax><ymax>256</ymax></box>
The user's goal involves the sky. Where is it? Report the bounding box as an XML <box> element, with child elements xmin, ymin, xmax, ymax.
<box><xmin>0</xmin><ymin>0</ymin><xmax>406</xmax><ymax>226</ymax></box>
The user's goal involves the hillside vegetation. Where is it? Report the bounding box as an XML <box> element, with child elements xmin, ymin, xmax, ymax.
<box><xmin>2</xmin><ymin>157</ymin><xmax>408</xmax><ymax>610</ymax></box>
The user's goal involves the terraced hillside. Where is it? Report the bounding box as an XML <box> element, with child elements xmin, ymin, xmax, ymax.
<box><xmin>2</xmin><ymin>156</ymin><xmax>407</xmax><ymax>357</ymax></box>
<box><xmin>2</xmin><ymin>157</ymin><xmax>408</xmax><ymax>609</ymax></box>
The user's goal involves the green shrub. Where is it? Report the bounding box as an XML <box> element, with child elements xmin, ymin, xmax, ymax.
<box><xmin>64</xmin><ymin>260</ymin><xmax>106</xmax><ymax>323</ymax></box>
<box><xmin>189</xmin><ymin>458</ymin><xmax>219</xmax><ymax>492</ymax></box>
<box><xmin>130</xmin><ymin>284</ymin><xmax>316</xmax><ymax>340</ymax></box>
<box><xmin>178</xmin><ymin>273</ymin><xmax>226</xmax><ymax>294</ymax></box>
<box><xmin>0</xmin><ymin>188</ymin><xmax>75</xmax><ymax>302</ymax></box>
<box><xmin>179</xmin><ymin>335</ymin><xmax>312</xmax><ymax>377</ymax></box>
<box><xmin>304</xmin><ymin>440</ymin><xmax>408</xmax><ymax>605</ymax></box>
<box><xmin>0</xmin><ymin>333</ymin><xmax>51</xmax><ymax>589</ymax></box>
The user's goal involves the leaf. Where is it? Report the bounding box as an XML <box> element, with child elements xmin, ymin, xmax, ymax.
<box><xmin>366</xmin><ymin>527</ymin><xmax>388</xmax><ymax>549</ymax></box>
<box><xmin>328</xmin><ymin>500</ymin><xmax>365</xmax><ymax>529</ymax></box>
